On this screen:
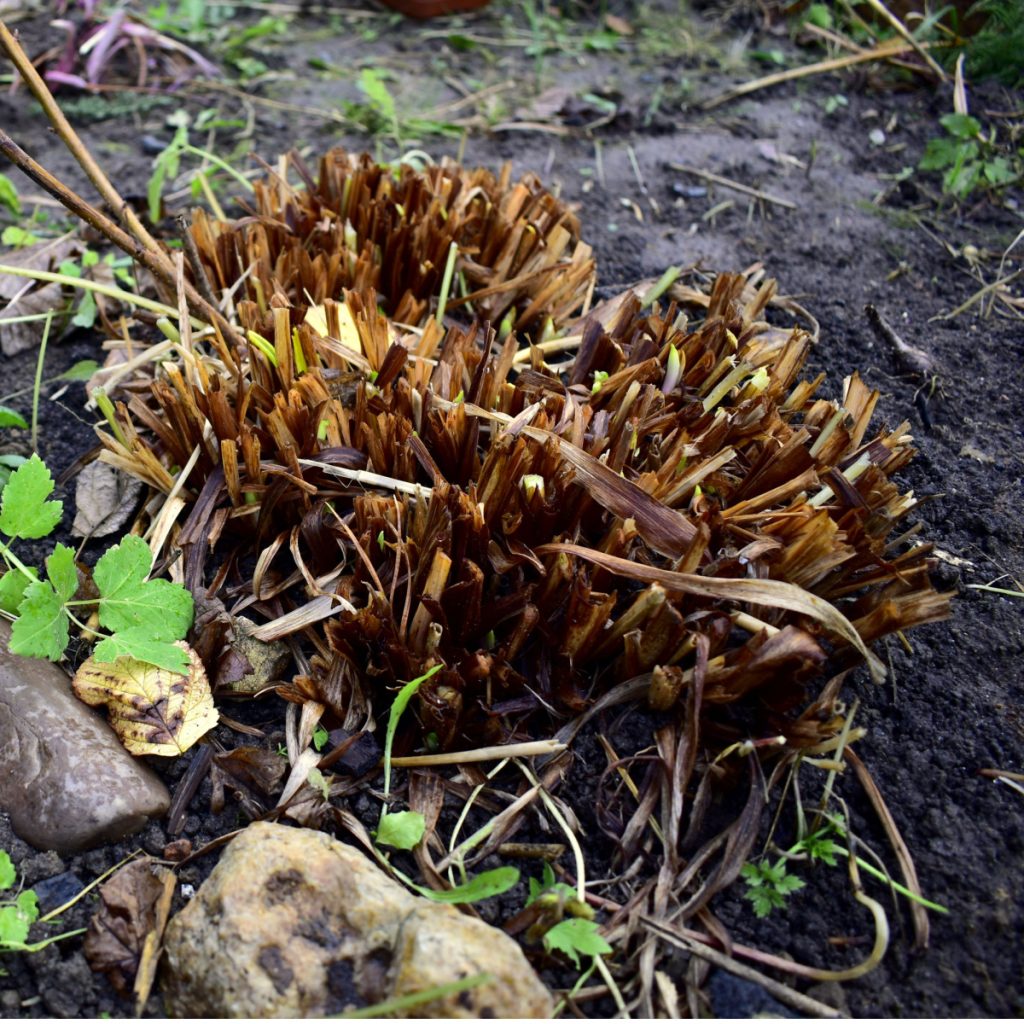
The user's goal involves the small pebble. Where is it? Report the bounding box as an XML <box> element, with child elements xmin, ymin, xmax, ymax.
<box><xmin>672</xmin><ymin>183</ymin><xmax>707</xmax><ymax>199</ymax></box>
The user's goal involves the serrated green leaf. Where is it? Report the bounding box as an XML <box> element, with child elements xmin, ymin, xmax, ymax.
<box><xmin>918</xmin><ymin>137</ymin><xmax>960</xmax><ymax>171</ymax></box>
<box><xmin>376</xmin><ymin>810</ymin><xmax>426</xmax><ymax>850</ymax></box>
<box><xmin>940</xmin><ymin>112</ymin><xmax>981</xmax><ymax>140</ymax></box>
<box><xmin>0</xmin><ymin>455</ymin><xmax>63</xmax><ymax>540</ymax></box>
<box><xmin>46</xmin><ymin>544</ymin><xmax>78</xmax><ymax>603</ymax></box>
<box><xmin>92</xmin><ymin>629</ymin><xmax>191</xmax><ymax>674</ymax></box>
<box><xmin>0</xmin><ymin>904</ymin><xmax>32</xmax><ymax>947</ymax></box>
<box><xmin>417</xmin><ymin>866</ymin><xmax>519</xmax><ymax>905</ymax></box>
<box><xmin>543</xmin><ymin>918</ymin><xmax>612</xmax><ymax>967</ymax></box>
<box><xmin>9</xmin><ymin>580</ymin><xmax>69</xmax><ymax>661</ymax></box>
<box><xmin>0</xmin><ymin>405</ymin><xmax>28</xmax><ymax>430</ymax></box>
<box><xmin>983</xmin><ymin>156</ymin><xmax>1017</xmax><ymax>185</ymax></box>
<box><xmin>0</xmin><ymin>570</ymin><xmax>33</xmax><ymax>615</ymax></box>
<box><xmin>94</xmin><ymin>535</ymin><xmax>193</xmax><ymax>642</ymax></box>
<box><xmin>0</xmin><ymin>851</ymin><xmax>14</xmax><ymax>890</ymax></box>
<box><xmin>776</xmin><ymin>873</ymin><xmax>805</xmax><ymax>895</ymax></box>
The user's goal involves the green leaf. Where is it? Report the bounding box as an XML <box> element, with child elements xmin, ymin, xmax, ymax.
<box><xmin>92</xmin><ymin>630</ymin><xmax>191</xmax><ymax>674</ymax></box>
<box><xmin>0</xmin><ymin>172</ymin><xmax>20</xmax><ymax>216</ymax></box>
<box><xmin>417</xmin><ymin>866</ymin><xmax>519</xmax><ymax>905</ymax></box>
<box><xmin>0</xmin><ymin>226</ymin><xmax>39</xmax><ymax>248</ymax></box>
<box><xmin>940</xmin><ymin>112</ymin><xmax>981</xmax><ymax>140</ymax></box>
<box><xmin>0</xmin><ymin>454</ymin><xmax>63</xmax><ymax>539</ymax></box>
<box><xmin>543</xmin><ymin>919</ymin><xmax>612</xmax><ymax>967</ymax></box>
<box><xmin>383</xmin><ymin>663</ymin><xmax>442</xmax><ymax>797</ymax></box>
<box><xmin>58</xmin><ymin>359</ymin><xmax>100</xmax><ymax>382</ymax></box>
<box><xmin>15</xmin><ymin>889</ymin><xmax>38</xmax><ymax>922</ymax></box>
<box><xmin>46</xmin><ymin>544</ymin><xmax>78</xmax><ymax>603</ymax></box>
<box><xmin>0</xmin><ymin>851</ymin><xmax>15</xmax><ymax>890</ymax></box>
<box><xmin>376</xmin><ymin>810</ymin><xmax>426</xmax><ymax>850</ymax></box>
<box><xmin>805</xmin><ymin>3</ymin><xmax>833</xmax><ymax>28</ymax></box>
<box><xmin>0</xmin><ymin>568</ymin><xmax>34</xmax><ymax>614</ymax></box>
<box><xmin>0</xmin><ymin>405</ymin><xmax>28</xmax><ymax>430</ymax></box>
<box><xmin>918</xmin><ymin>136</ymin><xmax>961</xmax><ymax>171</ymax></box>
<box><xmin>776</xmin><ymin>873</ymin><xmax>806</xmax><ymax>896</ymax></box>
<box><xmin>94</xmin><ymin>535</ymin><xmax>193</xmax><ymax>642</ymax></box>
<box><xmin>72</xmin><ymin>290</ymin><xmax>98</xmax><ymax>330</ymax></box>
<box><xmin>9</xmin><ymin>580</ymin><xmax>69</xmax><ymax>661</ymax></box>
<box><xmin>312</xmin><ymin>724</ymin><xmax>329</xmax><ymax>751</ymax></box>
<box><xmin>983</xmin><ymin>155</ymin><xmax>1018</xmax><ymax>185</ymax></box>
<box><xmin>0</xmin><ymin>904</ymin><xmax>32</xmax><ymax>947</ymax></box>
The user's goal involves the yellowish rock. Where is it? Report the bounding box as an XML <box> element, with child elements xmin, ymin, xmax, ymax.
<box><xmin>161</xmin><ymin>820</ymin><xmax>553</xmax><ymax>1018</ymax></box>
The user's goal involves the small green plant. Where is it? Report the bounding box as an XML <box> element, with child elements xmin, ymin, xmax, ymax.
<box><xmin>741</xmin><ymin>857</ymin><xmax>806</xmax><ymax>918</ymax></box>
<box><xmin>58</xmin><ymin>248</ymin><xmax>136</xmax><ymax>330</ymax></box>
<box><xmin>526</xmin><ymin>863</ymin><xmax>612</xmax><ymax>967</ymax></box>
<box><xmin>366</xmin><ymin>664</ymin><xmax>518</xmax><ymax>904</ymax></box>
<box><xmin>918</xmin><ymin>112</ymin><xmax>1021</xmax><ymax>200</ymax></box>
<box><xmin>0</xmin><ymin>849</ymin><xmax>83</xmax><ymax>954</ymax></box>
<box><xmin>0</xmin><ymin>173</ymin><xmax>20</xmax><ymax>217</ymax></box>
<box><xmin>341</xmin><ymin>69</ymin><xmax>460</xmax><ymax>151</ymax></box>
<box><xmin>147</xmin><ymin>111</ymin><xmax>254</xmax><ymax>223</ymax></box>
<box><xmin>0</xmin><ymin>455</ymin><xmax>194</xmax><ymax>673</ymax></box>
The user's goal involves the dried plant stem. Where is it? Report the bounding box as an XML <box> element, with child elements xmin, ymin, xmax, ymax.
<box><xmin>0</xmin><ymin>22</ymin><xmax>164</xmax><ymax>256</ymax></box>
<box><xmin>391</xmin><ymin>739</ymin><xmax>565</xmax><ymax>766</ymax></box>
<box><xmin>517</xmin><ymin>759</ymin><xmax>587</xmax><ymax>902</ymax></box>
<box><xmin>668</xmin><ymin>164</ymin><xmax>797</xmax><ymax>210</ymax></box>
<box><xmin>638</xmin><ymin>920</ymin><xmax>843</xmax><ymax>1018</ymax></box>
<box><xmin>859</xmin><ymin>0</ymin><xmax>947</xmax><ymax>79</ymax></box>
<box><xmin>702</xmin><ymin>37</ymin><xmax>914</xmax><ymax>110</ymax></box>
<box><xmin>0</xmin><ymin>131</ymin><xmax>241</xmax><ymax>358</ymax></box>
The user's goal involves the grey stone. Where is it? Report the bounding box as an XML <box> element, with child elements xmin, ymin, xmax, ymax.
<box><xmin>162</xmin><ymin>820</ymin><xmax>553</xmax><ymax>1018</ymax></box>
<box><xmin>0</xmin><ymin>622</ymin><xmax>170</xmax><ymax>853</ymax></box>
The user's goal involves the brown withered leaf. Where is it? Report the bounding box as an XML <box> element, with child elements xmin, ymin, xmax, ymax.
<box><xmin>210</xmin><ymin>745</ymin><xmax>287</xmax><ymax>816</ymax></box>
<box><xmin>72</xmin><ymin>460</ymin><xmax>145</xmax><ymax>539</ymax></box>
<box><xmin>73</xmin><ymin>643</ymin><xmax>218</xmax><ymax>756</ymax></box>
<box><xmin>83</xmin><ymin>859</ymin><xmax>171</xmax><ymax>997</ymax></box>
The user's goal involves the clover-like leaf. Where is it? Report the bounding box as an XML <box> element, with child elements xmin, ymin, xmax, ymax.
<box><xmin>72</xmin><ymin>642</ymin><xmax>218</xmax><ymax>756</ymax></box>
<box><xmin>93</xmin><ymin>535</ymin><xmax>193</xmax><ymax>642</ymax></box>
<box><xmin>0</xmin><ymin>454</ymin><xmax>63</xmax><ymax>540</ymax></box>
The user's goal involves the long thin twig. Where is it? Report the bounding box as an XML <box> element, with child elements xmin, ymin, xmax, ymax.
<box><xmin>668</xmin><ymin>163</ymin><xmax>797</xmax><ymax>210</ymax></box>
<box><xmin>639</xmin><ymin>918</ymin><xmax>843</xmax><ymax>1018</ymax></box>
<box><xmin>859</xmin><ymin>0</ymin><xmax>948</xmax><ymax>80</ymax></box>
<box><xmin>702</xmin><ymin>37</ymin><xmax>915</xmax><ymax>110</ymax></box>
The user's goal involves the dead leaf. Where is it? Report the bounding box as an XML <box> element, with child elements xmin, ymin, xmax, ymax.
<box><xmin>210</xmin><ymin>745</ymin><xmax>287</xmax><ymax>816</ymax></box>
<box><xmin>132</xmin><ymin>869</ymin><xmax>175</xmax><ymax>1015</ymax></box>
<box><xmin>73</xmin><ymin>643</ymin><xmax>219</xmax><ymax>756</ymax></box>
<box><xmin>959</xmin><ymin>443</ymin><xmax>995</xmax><ymax>464</ymax></box>
<box><xmin>0</xmin><ymin>236</ymin><xmax>78</xmax><ymax>356</ymax></box>
<box><xmin>605</xmin><ymin>12</ymin><xmax>634</xmax><ymax>34</ymax></box>
<box><xmin>72</xmin><ymin>460</ymin><xmax>145</xmax><ymax>539</ymax></box>
<box><xmin>83</xmin><ymin>858</ymin><xmax>171</xmax><ymax>997</ymax></box>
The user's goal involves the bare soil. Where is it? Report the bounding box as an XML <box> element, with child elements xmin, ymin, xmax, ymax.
<box><xmin>0</xmin><ymin>0</ymin><xmax>1022</xmax><ymax>1017</ymax></box>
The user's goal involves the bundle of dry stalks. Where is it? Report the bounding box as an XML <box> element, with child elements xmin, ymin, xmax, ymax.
<box><xmin>88</xmin><ymin>148</ymin><xmax>950</xmax><ymax>761</ymax></box>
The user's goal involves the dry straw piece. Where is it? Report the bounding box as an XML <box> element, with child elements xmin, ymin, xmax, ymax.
<box><xmin>88</xmin><ymin>147</ymin><xmax>950</xmax><ymax>757</ymax></box>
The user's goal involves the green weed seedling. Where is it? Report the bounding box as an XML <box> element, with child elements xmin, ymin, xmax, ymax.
<box><xmin>369</xmin><ymin>663</ymin><xmax>519</xmax><ymax>903</ymax></box>
<box><xmin>527</xmin><ymin>863</ymin><xmax>612</xmax><ymax>968</ymax></box>
<box><xmin>0</xmin><ymin>850</ymin><xmax>84</xmax><ymax>955</ymax></box>
<box><xmin>918</xmin><ymin>112</ymin><xmax>1021</xmax><ymax>200</ymax></box>
<box><xmin>0</xmin><ymin>455</ymin><xmax>194</xmax><ymax>673</ymax></box>
<box><xmin>741</xmin><ymin>856</ymin><xmax>807</xmax><ymax>918</ymax></box>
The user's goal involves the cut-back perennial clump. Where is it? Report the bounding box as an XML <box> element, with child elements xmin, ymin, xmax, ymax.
<box><xmin>95</xmin><ymin>147</ymin><xmax>950</xmax><ymax>756</ymax></box>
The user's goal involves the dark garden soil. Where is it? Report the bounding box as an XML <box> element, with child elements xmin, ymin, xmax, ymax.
<box><xmin>0</xmin><ymin>0</ymin><xmax>1022</xmax><ymax>1017</ymax></box>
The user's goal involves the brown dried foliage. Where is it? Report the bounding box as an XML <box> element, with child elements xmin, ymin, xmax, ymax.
<box><xmin>97</xmin><ymin>149</ymin><xmax>950</xmax><ymax>764</ymax></box>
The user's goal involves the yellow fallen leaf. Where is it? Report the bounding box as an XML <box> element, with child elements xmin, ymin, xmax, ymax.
<box><xmin>72</xmin><ymin>642</ymin><xmax>218</xmax><ymax>756</ymax></box>
<box><xmin>304</xmin><ymin>301</ymin><xmax>362</xmax><ymax>353</ymax></box>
